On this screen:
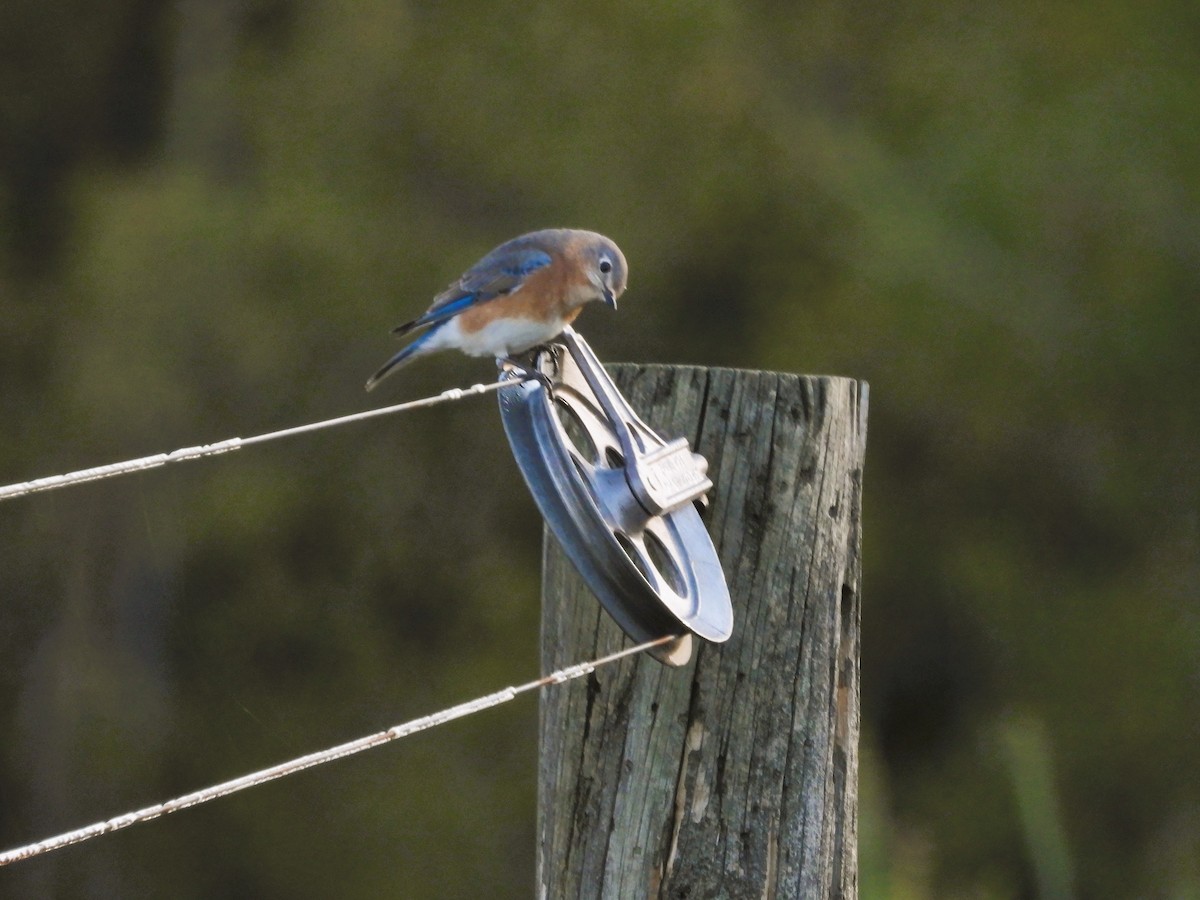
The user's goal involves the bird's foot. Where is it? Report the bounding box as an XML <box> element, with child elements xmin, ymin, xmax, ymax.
<box><xmin>497</xmin><ymin>354</ymin><xmax>555</xmax><ymax>394</ymax></box>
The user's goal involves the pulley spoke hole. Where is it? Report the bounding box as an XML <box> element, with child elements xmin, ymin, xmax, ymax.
<box><xmin>554</xmin><ymin>399</ymin><xmax>597</xmax><ymax>463</ymax></box>
<box><xmin>615</xmin><ymin>533</ymin><xmax>658</xmax><ymax>590</ymax></box>
<box><xmin>644</xmin><ymin>527</ymin><xmax>688</xmax><ymax>598</ymax></box>
<box><xmin>614</xmin><ymin>527</ymin><xmax>689</xmax><ymax>600</ymax></box>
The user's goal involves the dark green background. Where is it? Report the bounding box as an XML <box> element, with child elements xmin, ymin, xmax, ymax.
<box><xmin>1</xmin><ymin>1</ymin><xmax>1196</xmax><ymax>896</ymax></box>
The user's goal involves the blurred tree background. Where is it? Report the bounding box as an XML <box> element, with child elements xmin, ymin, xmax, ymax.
<box><xmin>1</xmin><ymin>0</ymin><xmax>1196</xmax><ymax>896</ymax></box>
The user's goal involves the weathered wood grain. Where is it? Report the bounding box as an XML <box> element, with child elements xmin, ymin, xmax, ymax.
<box><xmin>538</xmin><ymin>366</ymin><xmax>867</xmax><ymax>899</ymax></box>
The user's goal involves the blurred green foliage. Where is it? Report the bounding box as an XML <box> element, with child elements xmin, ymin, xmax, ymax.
<box><xmin>1</xmin><ymin>0</ymin><xmax>1197</xmax><ymax>896</ymax></box>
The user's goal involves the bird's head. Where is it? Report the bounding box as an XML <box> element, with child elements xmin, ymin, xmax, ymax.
<box><xmin>582</xmin><ymin>232</ymin><xmax>628</xmax><ymax>310</ymax></box>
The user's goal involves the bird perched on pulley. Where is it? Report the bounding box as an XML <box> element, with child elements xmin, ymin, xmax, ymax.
<box><xmin>366</xmin><ymin>228</ymin><xmax>628</xmax><ymax>390</ymax></box>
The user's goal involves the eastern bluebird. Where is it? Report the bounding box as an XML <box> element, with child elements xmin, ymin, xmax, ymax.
<box><xmin>366</xmin><ymin>228</ymin><xmax>628</xmax><ymax>390</ymax></box>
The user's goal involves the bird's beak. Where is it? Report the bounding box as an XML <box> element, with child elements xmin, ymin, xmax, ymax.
<box><xmin>603</xmin><ymin>287</ymin><xmax>618</xmax><ymax>310</ymax></box>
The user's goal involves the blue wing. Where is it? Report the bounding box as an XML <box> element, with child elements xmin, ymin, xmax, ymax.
<box><xmin>392</xmin><ymin>245</ymin><xmax>552</xmax><ymax>336</ymax></box>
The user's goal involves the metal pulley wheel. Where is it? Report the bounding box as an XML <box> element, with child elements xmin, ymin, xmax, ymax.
<box><xmin>498</xmin><ymin>327</ymin><xmax>733</xmax><ymax>666</ymax></box>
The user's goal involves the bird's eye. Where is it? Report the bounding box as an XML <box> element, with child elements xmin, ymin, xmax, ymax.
<box><xmin>599</xmin><ymin>258</ymin><xmax>613</xmax><ymax>274</ymax></box>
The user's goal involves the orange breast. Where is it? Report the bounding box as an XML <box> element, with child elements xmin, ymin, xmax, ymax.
<box><xmin>456</xmin><ymin>258</ymin><xmax>582</xmax><ymax>335</ymax></box>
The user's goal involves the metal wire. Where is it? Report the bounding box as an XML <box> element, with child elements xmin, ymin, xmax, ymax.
<box><xmin>0</xmin><ymin>377</ymin><xmax>521</xmax><ymax>503</ymax></box>
<box><xmin>0</xmin><ymin>634</ymin><xmax>676</xmax><ymax>867</ymax></box>
<box><xmin>0</xmin><ymin>370</ymin><xmax>673</xmax><ymax>867</ymax></box>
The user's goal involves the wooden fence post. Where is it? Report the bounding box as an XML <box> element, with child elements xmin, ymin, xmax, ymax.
<box><xmin>538</xmin><ymin>365</ymin><xmax>867</xmax><ymax>899</ymax></box>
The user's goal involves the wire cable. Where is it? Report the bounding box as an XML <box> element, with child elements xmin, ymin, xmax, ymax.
<box><xmin>0</xmin><ymin>377</ymin><xmax>522</xmax><ymax>503</ymax></box>
<box><xmin>0</xmin><ymin>634</ymin><xmax>676</xmax><ymax>867</ymax></box>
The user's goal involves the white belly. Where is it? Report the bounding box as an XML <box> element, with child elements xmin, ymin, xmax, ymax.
<box><xmin>433</xmin><ymin>315</ymin><xmax>565</xmax><ymax>357</ymax></box>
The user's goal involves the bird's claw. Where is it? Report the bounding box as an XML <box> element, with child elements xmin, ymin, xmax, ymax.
<box><xmin>498</xmin><ymin>354</ymin><xmax>556</xmax><ymax>394</ymax></box>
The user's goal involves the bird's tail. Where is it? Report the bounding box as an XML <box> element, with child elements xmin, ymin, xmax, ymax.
<box><xmin>365</xmin><ymin>329</ymin><xmax>439</xmax><ymax>391</ymax></box>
